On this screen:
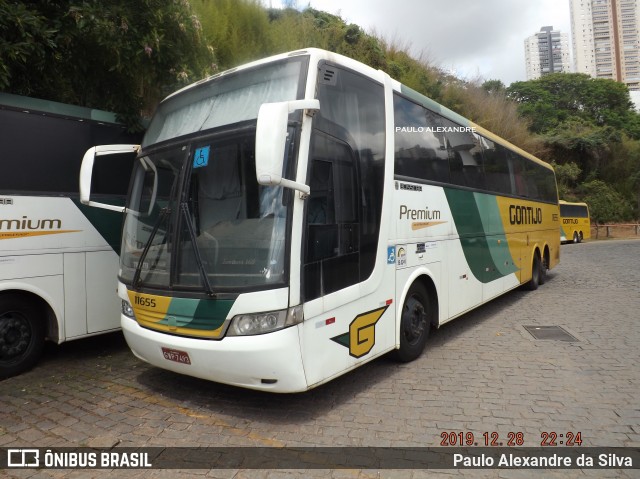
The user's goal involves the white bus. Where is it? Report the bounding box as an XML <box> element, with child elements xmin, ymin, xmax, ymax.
<box><xmin>80</xmin><ymin>49</ymin><xmax>560</xmax><ymax>392</ymax></box>
<box><xmin>0</xmin><ymin>93</ymin><xmax>139</xmax><ymax>378</ymax></box>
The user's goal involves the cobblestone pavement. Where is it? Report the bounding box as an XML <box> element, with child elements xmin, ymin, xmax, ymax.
<box><xmin>1</xmin><ymin>239</ymin><xmax>639</xmax><ymax>478</ymax></box>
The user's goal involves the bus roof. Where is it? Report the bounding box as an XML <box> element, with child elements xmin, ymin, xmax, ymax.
<box><xmin>559</xmin><ymin>200</ymin><xmax>589</xmax><ymax>206</ymax></box>
<box><xmin>0</xmin><ymin>92</ymin><xmax>121</xmax><ymax>124</ymax></box>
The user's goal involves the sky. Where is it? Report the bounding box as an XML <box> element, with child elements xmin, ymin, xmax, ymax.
<box><xmin>265</xmin><ymin>0</ymin><xmax>572</xmax><ymax>86</ymax></box>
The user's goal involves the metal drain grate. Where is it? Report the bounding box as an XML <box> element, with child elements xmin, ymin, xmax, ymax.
<box><xmin>524</xmin><ymin>326</ymin><xmax>579</xmax><ymax>342</ymax></box>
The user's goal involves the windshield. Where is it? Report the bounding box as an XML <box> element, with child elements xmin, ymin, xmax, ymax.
<box><xmin>121</xmin><ymin>130</ymin><xmax>292</xmax><ymax>291</ymax></box>
<box><xmin>143</xmin><ymin>58</ymin><xmax>306</xmax><ymax>147</ymax></box>
<box><xmin>120</xmin><ymin>57</ymin><xmax>307</xmax><ymax>293</ymax></box>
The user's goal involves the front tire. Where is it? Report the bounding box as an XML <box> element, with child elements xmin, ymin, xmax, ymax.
<box><xmin>394</xmin><ymin>283</ymin><xmax>431</xmax><ymax>362</ymax></box>
<box><xmin>0</xmin><ymin>296</ymin><xmax>45</xmax><ymax>379</ymax></box>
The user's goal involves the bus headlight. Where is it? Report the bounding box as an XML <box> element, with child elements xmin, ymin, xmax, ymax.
<box><xmin>227</xmin><ymin>305</ymin><xmax>303</xmax><ymax>336</ymax></box>
<box><xmin>122</xmin><ymin>300</ymin><xmax>135</xmax><ymax>318</ymax></box>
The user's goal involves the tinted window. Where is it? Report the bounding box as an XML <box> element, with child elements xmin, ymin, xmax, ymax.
<box><xmin>481</xmin><ymin>138</ymin><xmax>512</xmax><ymax>195</ymax></box>
<box><xmin>304</xmin><ymin>134</ymin><xmax>359</xmax><ymax>299</ymax></box>
<box><xmin>442</xmin><ymin>118</ymin><xmax>485</xmax><ymax>189</ymax></box>
<box><xmin>560</xmin><ymin>204</ymin><xmax>589</xmax><ymax>218</ymax></box>
<box><xmin>0</xmin><ymin>107</ymin><xmax>141</xmax><ymax>195</ymax></box>
<box><xmin>304</xmin><ymin>64</ymin><xmax>385</xmax><ymax>300</ymax></box>
<box><xmin>393</xmin><ymin>95</ymin><xmax>450</xmax><ymax>183</ymax></box>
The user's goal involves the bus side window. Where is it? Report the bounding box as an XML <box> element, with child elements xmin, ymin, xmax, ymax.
<box><xmin>509</xmin><ymin>153</ymin><xmax>529</xmax><ymax>198</ymax></box>
<box><xmin>481</xmin><ymin>139</ymin><xmax>511</xmax><ymax>195</ymax></box>
<box><xmin>442</xmin><ymin>118</ymin><xmax>485</xmax><ymax>190</ymax></box>
<box><xmin>392</xmin><ymin>95</ymin><xmax>450</xmax><ymax>183</ymax></box>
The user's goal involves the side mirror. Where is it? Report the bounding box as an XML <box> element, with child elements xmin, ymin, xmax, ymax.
<box><xmin>255</xmin><ymin>99</ymin><xmax>319</xmax><ymax>197</ymax></box>
<box><xmin>80</xmin><ymin>144</ymin><xmax>140</xmax><ymax>212</ymax></box>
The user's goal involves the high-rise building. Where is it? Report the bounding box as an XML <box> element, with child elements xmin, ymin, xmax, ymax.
<box><xmin>525</xmin><ymin>26</ymin><xmax>572</xmax><ymax>80</ymax></box>
<box><xmin>570</xmin><ymin>0</ymin><xmax>640</xmax><ymax>91</ymax></box>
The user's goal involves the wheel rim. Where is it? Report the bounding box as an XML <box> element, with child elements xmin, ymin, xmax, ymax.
<box><xmin>402</xmin><ymin>294</ymin><xmax>427</xmax><ymax>346</ymax></box>
<box><xmin>0</xmin><ymin>311</ymin><xmax>32</xmax><ymax>360</ymax></box>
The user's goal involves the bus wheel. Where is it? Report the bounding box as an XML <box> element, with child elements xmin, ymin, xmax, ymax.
<box><xmin>525</xmin><ymin>254</ymin><xmax>541</xmax><ymax>291</ymax></box>
<box><xmin>539</xmin><ymin>254</ymin><xmax>548</xmax><ymax>285</ymax></box>
<box><xmin>394</xmin><ymin>283</ymin><xmax>431</xmax><ymax>362</ymax></box>
<box><xmin>0</xmin><ymin>296</ymin><xmax>45</xmax><ymax>379</ymax></box>
<box><xmin>578</xmin><ymin>232</ymin><xmax>584</xmax><ymax>243</ymax></box>
<box><xmin>572</xmin><ymin>232</ymin><xmax>579</xmax><ymax>243</ymax></box>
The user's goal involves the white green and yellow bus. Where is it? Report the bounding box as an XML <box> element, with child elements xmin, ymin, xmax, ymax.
<box><xmin>559</xmin><ymin>200</ymin><xmax>591</xmax><ymax>243</ymax></box>
<box><xmin>0</xmin><ymin>93</ymin><xmax>139</xmax><ymax>378</ymax></box>
<box><xmin>80</xmin><ymin>49</ymin><xmax>560</xmax><ymax>392</ymax></box>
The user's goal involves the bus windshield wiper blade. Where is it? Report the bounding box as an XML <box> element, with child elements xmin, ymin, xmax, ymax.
<box><xmin>180</xmin><ymin>203</ymin><xmax>215</xmax><ymax>297</ymax></box>
<box><xmin>132</xmin><ymin>206</ymin><xmax>169</xmax><ymax>289</ymax></box>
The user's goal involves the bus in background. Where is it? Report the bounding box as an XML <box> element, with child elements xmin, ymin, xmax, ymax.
<box><xmin>80</xmin><ymin>48</ymin><xmax>560</xmax><ymax>392</ymax></box>
<box><xmin>559</xmin><ymin>200</ymin><xmax>591</xmax><ymax>243</ymax></box>
<box><xmin>0</xmin><ymin>93</ymin><xmax>140</xmax><ymax>378</ymax></box>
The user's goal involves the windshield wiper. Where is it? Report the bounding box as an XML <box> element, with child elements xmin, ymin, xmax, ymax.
<box><xmin>132</xmin><ymin>206</ymin><xmax>170</xmax><ymax>290</ymax></box>
<box><xmin>180</xmin><ymin>202</ymin><xmax>215</xmax><ymax>297</ymax></box>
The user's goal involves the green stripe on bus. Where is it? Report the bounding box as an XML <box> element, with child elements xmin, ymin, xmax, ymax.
<box><xmin>161</xmin><ymin>297</ymin><xmax>232</xmax><ymax>331</ymax></box>
<box><xmin>475</xmin><ymin>193</ymin><xmax>519</xmax><ymax>277</ymax></box>
<box><xmin>72</xmin><ymin>198</ymin><xmax>124</xmax><ymax>254</ymax></box>
<box><xmin>444</xmin><ymin>188</ymin><xmax>517</xmax><ymax>283</ymax></box>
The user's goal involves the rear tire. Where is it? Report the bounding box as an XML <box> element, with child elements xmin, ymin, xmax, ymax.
<box><xmin>539</xmin><ymin>253</ymin><xmax>548</xmax><ymax>285</ymax></box>
<box><xmin>525</xmin><ymin>253</ymin><xmax>541</xmax><ymax>291</ymax></box>
<box><xmin>572</xmin><ymin>232</ymin><xmax>579</xmax><ymax>243</ymax></box>
<box><xmin>0</xmin><ymin>296</ymin><xmax>45</xmax><ymax>379</ymax></box>
<box><xmin>394</xmin><ymin>283</ymin><xmax>431</xmax><ymax>362</ymax></box>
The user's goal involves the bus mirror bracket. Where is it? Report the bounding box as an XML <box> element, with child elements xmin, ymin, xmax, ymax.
<box><xmin>80</xmin><ymin>144</ymin><xmax>140</xmax><ymax>212</ymax></box>
<box><xmin>256</xmin><ymin>99</ymin><xmax>319</xmax><ymax>198</ymax></box>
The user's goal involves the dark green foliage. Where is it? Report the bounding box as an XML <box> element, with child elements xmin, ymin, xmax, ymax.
<box><xmin>508</xmin><ymin>73</ymin><xmax>640</xmax><ymax>220</ymax></box>
<box><xmin>551</xmin><ymin>161</ymin><xmax>581</xmax><ymax>200</ymax></box>
<box><xmin>481</xmin><ymin>79</ymin><xmax>506</xmax><ymax>95</ymax></box>
<box><xmin>1</xmin><ymin>0</ymin><xmax>215</xmax><ymax>130</ymax></box>
<box><xmin>579</xmin><ymin>180</ymin><xmax>634</xmax><ymax>224</ymax></box>
<box><xmin>507</xmin><ymin>73</ymin><xmax>639</xmax><ymax>138</ymax></box>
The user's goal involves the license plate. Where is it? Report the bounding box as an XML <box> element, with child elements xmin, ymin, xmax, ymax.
<box><xmin>161</xmin><ymin>347</ymin><xmax>191</xmax><ymax>365</ymax></box>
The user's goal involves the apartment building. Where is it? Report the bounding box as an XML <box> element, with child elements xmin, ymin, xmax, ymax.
<box><xmin>570</xmin><ymin>0</ymin><xmax>640</xmax><ymax>90</ymax></box>
<box><xmin>525</xmin><ymin>26</ymin><xmax>572</xmax><ymax>80</ymax></box>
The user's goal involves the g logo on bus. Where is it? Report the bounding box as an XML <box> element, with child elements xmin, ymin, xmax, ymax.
<box><xmin>331</xmin><ymin>306</ymin><xmax>388</xmax><ymax>358</ymax></box>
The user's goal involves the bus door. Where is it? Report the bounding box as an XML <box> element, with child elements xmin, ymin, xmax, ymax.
<box><xmin>298</xmin><ymin>62</ymin><xmax>393</xmax><ymax>388</ymax></box>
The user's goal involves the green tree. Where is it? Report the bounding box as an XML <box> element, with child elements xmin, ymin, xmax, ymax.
<box><xmin>1</xmin><ymin>0</ymin><xmax>214</xmax><ymax>129</ymax></box>
<box><xmin>507</xmin><ymin>73</ymin><xmax>640</xmax><ymax>138</ymax></box>
<box><xmin>481</xmin><ymin>79</ymin><xmax>505</xmax><ymax>95</ymax></box>
<box><xmin>579</xmin><ymin>180</ymin><xmax>633</xmax><ymax>224</ymax></box>
<box><xmin>544</xmin><ymin>119</ymin><xmax>620</xmax><ymax>176</ymax></box>
<box><xmin>0</xmin><ymin>1</ymin><xmax>57</xmax><ymax>90</ymax></box>
<box><xmin>551</xmin><ymin>161</ymin><xmax>581</xmax><ymax>199</ymax></box>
